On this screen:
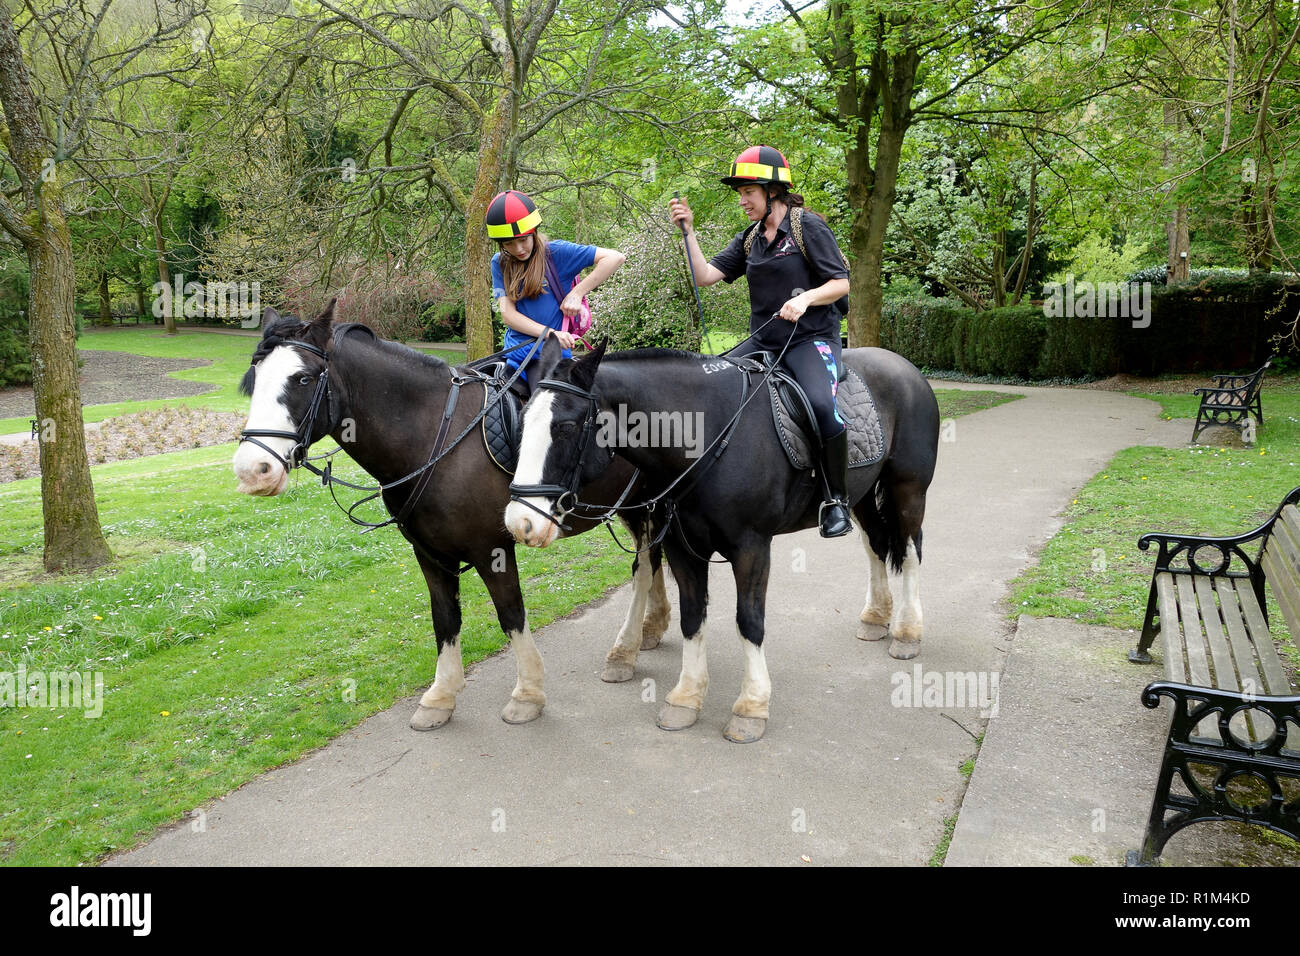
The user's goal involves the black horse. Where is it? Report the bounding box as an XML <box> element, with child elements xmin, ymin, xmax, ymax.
<box><xmin>233</xmin><ymin>302</ymin><xmax>671</xmax><ymax>730</ymax></box>
<box><xmin>505</xmin><ymin>336</ymin><xmax>939</xmax><ymax>743</ymax></box>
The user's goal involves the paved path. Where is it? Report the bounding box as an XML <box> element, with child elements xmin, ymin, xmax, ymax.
<box><xmin>111</xmin><ymin>382</ymin><xmax>1187</xmax><ymax>866</ymax></box>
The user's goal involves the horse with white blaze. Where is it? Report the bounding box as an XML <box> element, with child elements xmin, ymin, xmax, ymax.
<box><xmin>505</xmin><ymin>336</ymin><xmax>939</xmax><ymax>743</ymax></box>
<box><xmin>234</xmin><ymin>302</ymin><xmax>671</xmax><ymax>730</ymax></box>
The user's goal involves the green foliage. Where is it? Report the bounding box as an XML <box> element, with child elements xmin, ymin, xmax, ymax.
<box><xmin>0</xmin><ymin>313</ymin><xmax>30</xmax><ymax>387</ymax></box>
<box><xmin>952</xmin><ymin>305</ymin><xmax>1046</xmax><ymax>377</ymax></box>
<box><xmin>588</xmin><ymin>220</ymin><xmax>750</xmax><ymax>353</ymax></box>
<box><xmin>1050</xmin><ymin>234</ymin><xmax>1154</xmax><ymax>285</ymax></box>
<box><xmin>420</xmin><ymin>300</ymin><xmax>465</xmax><ymax>343</ymax></box>
<box><xmin>881</xmin><ymin>296</ymin><xmax>965</xmax><ymax>370</ymax></box>
<box><xmin>884</xmin><ymin>298</ymin><xmax>1116</xmax><ymax>379</ymax></box>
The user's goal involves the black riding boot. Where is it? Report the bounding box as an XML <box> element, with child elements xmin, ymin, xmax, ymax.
<box><xmin>818</xmin><ymin>429</ymin><xmax>852</xmax><ymax>538</ymax></box>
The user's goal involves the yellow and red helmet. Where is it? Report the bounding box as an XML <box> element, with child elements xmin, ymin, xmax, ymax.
<box><xmin>721</xmin><ymin>145</ymin><xmax>792</xmax><ymax>188</ymax></box>
<box><xmin>486</xmin><ymin>190</ymin><xmax>542</xmax><ymax>240</ymax></box>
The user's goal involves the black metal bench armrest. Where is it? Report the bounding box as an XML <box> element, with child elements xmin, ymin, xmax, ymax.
<box><xmin>1138</xmin><ymin>530</ymin><xmax>1266</xmax><ymax>577</ymax></box>
<box><xmin>1207</xmin><ymin>375</ymin><xmax>1250</xmax><ymax>388</ymax></box>
<box><xmin>1142</xmin><ymin>681</ymin><xmax>1300</xmax><ymax>756</ymax></box>
<box><xmin>1193</xmin><ymin>385</ymin><xmax>1248</xmax><ymax>398</ymax></box>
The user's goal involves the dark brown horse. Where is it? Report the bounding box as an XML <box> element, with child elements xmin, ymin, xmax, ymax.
<box><xmin>233</xmin><ymin>303</ymin><xmax>670</xmax><ymax>729</ymax></box>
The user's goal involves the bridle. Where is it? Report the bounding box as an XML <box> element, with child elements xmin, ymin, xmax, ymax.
<box><xmin>507</xmin><ymin>378</ymin><xmax>606</xmax><ymax>533</ymax></box>
<box><xmin>238</xmin><ymin>340</ymin><xmax>333</xmax><ymax>472</ymax></box>
<box><xmin>507</xmin><ymin>314</ymin><xmax>800</xmax><ymax>556</ymax></box>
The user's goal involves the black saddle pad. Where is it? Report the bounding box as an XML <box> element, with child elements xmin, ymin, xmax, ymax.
<box><xmin>765</xmin><ymin>363</ymin><xmax>884</xmax><ymax>471</ymax></box>
<box><xmin>481</xmin><ymin>377</ymin><xmax>523</xmax><ymax>475</ymax></box>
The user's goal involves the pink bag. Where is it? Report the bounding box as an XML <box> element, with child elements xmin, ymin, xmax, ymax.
<box><xmin>544</xmin><ymin>251</ymin><xmax>593</xmax><ymax>338</ymax></box>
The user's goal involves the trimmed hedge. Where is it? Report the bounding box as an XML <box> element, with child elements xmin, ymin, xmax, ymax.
<box><xmin>882</xmin><ymin>299</ymin><xmax>1116</xmax><ymax>378</ymax></box>
<box><xmin>882</xmin><ymin>274</ymin><xmax>1300</xmax><ymax>379</ymax></box>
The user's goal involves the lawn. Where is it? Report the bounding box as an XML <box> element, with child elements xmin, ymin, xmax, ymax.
<box><xmin>1009</xmin><ymin>376</ymin><xmax>1300</xmax><ymax>660</ymax></box>
<box><xmin>0</xmin><ymin>324</ymin><xmax>1019</xmax><ymax>865</ymax></box>
<box><xmin>0</xmin><ymin>328</ymin><xmax>463</xmax><ymax>435</ymax></box>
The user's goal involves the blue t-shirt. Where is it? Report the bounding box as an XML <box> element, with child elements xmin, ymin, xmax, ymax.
<box><xmin>492</xmin><ymin>239</ymin><xmax>597</xmax><ymax>375</ymax></box>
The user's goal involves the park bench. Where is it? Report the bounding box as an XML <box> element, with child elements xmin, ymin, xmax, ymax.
<box><xmin>1191</xmin><ymin>358</ymin><xmax>1270</xmax><ymax>443</ymax></box>
<box><xmin>1128</xmin><ymin>486</ymin><xmax>1300</xmax><ymax>864</ymax></box>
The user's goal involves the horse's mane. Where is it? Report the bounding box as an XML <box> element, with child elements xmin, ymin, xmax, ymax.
<box><xmin>240</xmin><ymin>319</ymin><xmax>450</xmax><ymax>396</ymax></box>
<box><xmin>603</xmin><ymin>347</ymin><xmax>707</xmax><ymax>363</ymax></box>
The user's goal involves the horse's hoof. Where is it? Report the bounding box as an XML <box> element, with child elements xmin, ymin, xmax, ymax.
<box><xmin>724</xmin><ymin>715</ymin><xmax>767</xmax><ymax>743</ymax></box>
<box><xmin>601</xmin><ymin>661</ymin><xmax>635</xmax><ymax>683</ymax></box>
<box><xmin>501</xmin><ymin>698</ymin><xmax>544</xmax><ymax>724</ymax></box>
<box><xmin>410</xmin><ymin>705</ymin><xmax>454</xmax><ymax>731</ymax></box>
<box><xmin>856</xmin><ymin>621</ymin><xmax>888</xmax><ymax>642</ymax></box>
<box><xmin>657</xmin><ymin>703</ymin><xmax>699</xmax><ymax>731</ymax></box>
<box><xmin>888</xmin><ymin>637</ymin><xmax>922</xmax><ymax>660</ymax></box>
<box><xmin>640</xmin><ymin>631</ymin><xmax>663</xmax><ymax>650</ymax></box>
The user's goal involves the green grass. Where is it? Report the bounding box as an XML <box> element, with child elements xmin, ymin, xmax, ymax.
<box><xmin>0</xmin><ymin>329</ymin><xmax>464</xmax><ymax>435</ymax></box>
<box><xmin>934</xmin><ymin>389</ymin><xmax>1022</xmax><ymax>419</ymax></box>
<box><xmin>1009</xmin><ymin>384</ymin><xmax>1300</xmax><ymax>658</ymax></box>
<box><xmin>0</xmin><ymin>339</ymin><xmax>1019</xmax><ymax>866</ymax></box>
<box><xmin>0</xmin><ymin>444</ymin><xmax>631</xmax><ymax>865</ymax></box>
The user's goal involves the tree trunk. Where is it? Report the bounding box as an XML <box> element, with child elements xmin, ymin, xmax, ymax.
<box><xmin>97</xmin><ymin>270</ymin><xmax>112</xmax><ymax>326</ymax></box>
<box><xmin>151</xmin><ymin>213</ymin><xmax>176</xmax><ymax>333</ymax></box>
<box><xmin>134</xmin><ymin>259</ymin><xmax>146</xmax><ymax>316</ymax></box>
<box><xmin>0</xmin><ymin>5</ymin><xmax>112</xmax><ymax>573</ymax></box>
<box><xmin>29</xmin><ymin>214</ymin><xmax>114</xmax><ymax>571</ymax></box>
<box><xmin>463</xmin><ymin>90</ymin><xmax>514</xmax><ymax>361</ymax></box>
<box><xmin>1167</xmin><ymin>205</ymin><xmax>1189</xmax><ymax>281</ymax></box>
<box><xmin>852</xmin><ymin>99</ymin><xmax>911</xmax><ymax>348</ymax></box>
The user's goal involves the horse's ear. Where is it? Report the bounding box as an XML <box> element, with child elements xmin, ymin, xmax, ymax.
<box><xmin>312</xmin><ymin>298</ymin><xmax>337</xmax><ymax>327</ymax></box>
<box><xmin>260</xmin><ymin>306</ymin><xmax>282</xmax><ymax>335</ymax></box>
<box><xmin>570</xmin><ymin>338</ymin><xmax>606</xmax><ymax>391</ymax></box>
<box><xmin>532</xmin><ymin>333</ymin><xmax>564</xmax><ymax>384</ymax></box>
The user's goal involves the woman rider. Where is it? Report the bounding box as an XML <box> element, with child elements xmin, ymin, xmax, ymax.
<box><xmin>488</xmin><ymin>189</ymin><xmax>625</xmax><ymax>396</ymax></box>
<box><xmin>669</xmin><ymin>146</ymin><xmax>853</xmax><ymax>538</ymax></box>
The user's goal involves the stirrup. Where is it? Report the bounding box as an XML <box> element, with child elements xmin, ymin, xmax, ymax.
<box><xmin>819</xmin><ymin>498</ymin><xmax>851</xmax><ymax>538</ymax></box>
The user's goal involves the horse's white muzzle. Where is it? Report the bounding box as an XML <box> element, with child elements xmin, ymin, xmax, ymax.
<box><xmin>233</xmin><ymin>444</ymin><xmax>290</xmax><ymax>496</ymax></box>
<box><xmin>505</xmin><ymin>500</ymin><xmax>561</xmax><ymax>548</ymax></box>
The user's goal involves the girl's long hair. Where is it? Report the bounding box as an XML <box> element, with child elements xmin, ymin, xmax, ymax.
<box><xmin>498</xmin><ymin>234</ymin><xmax>549</xmax><ymax>302</ymax></box>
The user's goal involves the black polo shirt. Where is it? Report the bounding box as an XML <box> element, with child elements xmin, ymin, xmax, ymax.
<box><xmin>709</xmin><ymin>209</ymin><xmax>849</xmax><ymax>351</ymax></box>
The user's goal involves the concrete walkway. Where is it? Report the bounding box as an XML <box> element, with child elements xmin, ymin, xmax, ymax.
<box><xmin>111</xmin><ymin>382</ymin><xmax>1196</xmax><ymax>866</ymax></box>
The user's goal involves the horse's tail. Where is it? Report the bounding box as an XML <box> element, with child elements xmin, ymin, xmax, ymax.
<box><xmin>863</xmin><ymin>475</ymin><xmax>915</xmax><ymax>574</ymax></box>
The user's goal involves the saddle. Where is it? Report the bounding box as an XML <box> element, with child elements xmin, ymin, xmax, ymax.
<box><xmin>467</xmin><ymin>361</ymin><xmax>524</xmax><ymax>475</ymax></box>
<box><xmin>736</xmin><ymin>351</ymin><xmax>884</xmax><ymax>472</ymax></box>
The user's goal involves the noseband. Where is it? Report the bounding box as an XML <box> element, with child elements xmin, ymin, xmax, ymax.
<box><xmin>507</xmin><ymin>378</ymin><xmax>600</xmax><ymax>532</ymax></box>
<box><xmin>238</xmin><ymin>340</ymin><xmax>332</xmax><ymax>473</ymax></box>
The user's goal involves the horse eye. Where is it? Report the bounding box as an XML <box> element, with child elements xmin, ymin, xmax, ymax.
<box><xmin>298</xmin><ymin>375</ymin><xmax>313</xmax><ymax>386</ymax></box>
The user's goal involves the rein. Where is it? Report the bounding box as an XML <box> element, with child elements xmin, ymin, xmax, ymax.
<box><xmin>238</xmin><ymin>330</ymin><xmax>546</xmax><ymax>569</ymax></box>
<box><xmin>508</xmin><ymin>315</ymin><xmax>799</xmax><ymax>557</ymax></box>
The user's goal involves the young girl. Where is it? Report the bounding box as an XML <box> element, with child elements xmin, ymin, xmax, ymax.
<box><xmin>488</xmin><ymin>189</ymin><xmax>625</xmax><ymax>394</ymax></box>
<box><xmin>669</xmin><ymin>146</ymin><xmax>853</xmax><ymax>537</ymax></box>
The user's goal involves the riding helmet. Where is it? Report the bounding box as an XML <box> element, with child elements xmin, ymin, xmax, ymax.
<box><xmin>486</xmin><ymin>190</ymin><xmax>542</xmax><ymax>240</ymax></box>
<box><xmin>720</xmin><ymin>145</ymin><xmax>793</xmax><ymax>188</ymax></box>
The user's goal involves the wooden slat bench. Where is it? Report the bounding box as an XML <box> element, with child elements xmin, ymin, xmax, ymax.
<box><xmin>1191</xmin><ymin>358</ymin><xmax>1270</xmax><ymax>443</ymax></box>
<box><xmin>1128</xmin><ymin>486</ymin><xmax>1300</xmax><ymax>864</ymax></box>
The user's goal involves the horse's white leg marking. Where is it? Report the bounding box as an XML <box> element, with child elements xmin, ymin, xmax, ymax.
<box><xmin>732</xmin><ymin>635</ymin><xmax>771</xmax><ymax>719</ymax></box>
<box><xmin>889</xmin><ymin>539</ymin><xmax>923</xmax><ymax>645</ymax></box>
<box><xmin>641</xmin><ymin>564</ymin><xmax>671</xmax><ymax>649</ymax></box>
<box><xmin>857</xmin><ymin>526</ymin><xmax>892</xmax><ymax>641</ymax></box>
<box><xmin>421</xmin><ymin>637</ymin><xmax>466</xmax><ymax>709</ymax></box>
<box><xmin>411</xmin><ymin>636</ymin><xmax>466</xmax><ymax>730</ymax></box>
<box><xmin>665</xmin><ymin>627</ymin><xmax>708</xmax><ymax>711</ymax></box>
<box><xmin>603</xmin><ymin>551</ymin><xmax>653</xmax><ymax>682</ymax></box>
<box><xmin>504</xmin><ymin>391</ymin><xmax>560</xmax><ymax>548</ymax></box>
<box><xmin>501</xmin><ymin>623</ymin><xmax>547</xmax><ymax>724</ymax></box>
<box><xmin>233</xmin><ymin>346</ymin><xmax>305</xmax><ymax>496</ymax></box>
